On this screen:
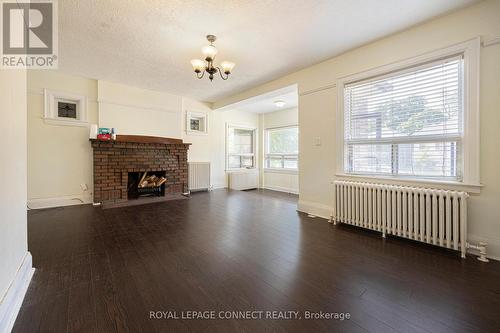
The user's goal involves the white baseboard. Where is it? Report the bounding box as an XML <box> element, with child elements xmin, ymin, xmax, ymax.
<box><xmin>211</xmin><ymin>183</ymin><xmax>227</xmax><ymax>190</ymax></box>
<box><xmin>0</xmin><ymin>252</ymin><xmax>34</xmax><ymax>333</ymax></box>
<box><xmin>297</xmin><ymin>200</ymin><xmax>333</xmax><ymax>220</ymax></box>
<box><xmin>27</xmin><ymin>193</ymin><xmax>92</xmax><ymax>209</ymax></box>
<box><xmin>262</xmin><ymin>185</ymin><xmax>299</xmax><ymax>195</ymax></box>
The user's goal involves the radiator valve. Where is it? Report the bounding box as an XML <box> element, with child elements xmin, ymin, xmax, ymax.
<box><xmin>466</xmin><ymin>242</ymin><xmax>489</xmax><ymax>262</ymax></box>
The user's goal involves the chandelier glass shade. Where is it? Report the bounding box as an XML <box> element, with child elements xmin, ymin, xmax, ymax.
<box><xmin>191</xmin><ymin>35</ymin><xmax>235</xmax><ymax>81</ymax></box>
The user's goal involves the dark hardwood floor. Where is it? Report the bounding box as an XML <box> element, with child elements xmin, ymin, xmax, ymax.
<box><xmin>13</xmin><ymin>189</ymin><xmax>500</xmax><ymax>333</ymax></box>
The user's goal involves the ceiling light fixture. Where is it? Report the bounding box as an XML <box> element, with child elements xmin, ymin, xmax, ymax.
<box><xmin>274</xmin><ymin>100</ymin><xmax>286</xmax><ymax>108</ymax></box>
<box><xmin>191</xmin><ymin>35</ymin><xmax>235</xmax><ymax>81</ymax></box>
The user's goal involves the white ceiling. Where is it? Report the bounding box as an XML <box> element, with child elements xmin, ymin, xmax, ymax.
<box><xmin>58</xmin><ymin>0</ymin><xmax>477</xmax><ymax>103</ymax></box>
<box><xmin>216</xmin><ymin>85</ymin><xmax>298</xmax><ymax>113</ymax></box>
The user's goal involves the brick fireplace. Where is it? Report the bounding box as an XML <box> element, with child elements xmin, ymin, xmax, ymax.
<box><xmin>91</xmin><ymin>135</ymin><xmax>190</xmax><ymax>207</ymax></box>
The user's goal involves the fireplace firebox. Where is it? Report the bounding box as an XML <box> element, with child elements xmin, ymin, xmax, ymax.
<box><xmin>127</xmin><ymin>171</ymin><xmax>167</xmax><ymax>199</ymax></box>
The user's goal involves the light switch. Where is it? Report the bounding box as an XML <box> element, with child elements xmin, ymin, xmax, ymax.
<box><xmin>314</xmin><ymin>137</ymin><xmax>321</xmax><ymax>146</ymax></box>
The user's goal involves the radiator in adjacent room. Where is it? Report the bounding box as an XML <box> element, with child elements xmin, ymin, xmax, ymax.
<box><xmin>334</xmin><ymin>180</ymin><xmax>469</xmax><ymax>258</ymax></box>
<box><xmin>228</xmin><ymin>169</ymin><xmax>259</xmax><ymax>190</ymax></box>
<box><xmin>188</xmin><ymin>162</ymin><xmax>210</xmax><ymax>192</ymax></box>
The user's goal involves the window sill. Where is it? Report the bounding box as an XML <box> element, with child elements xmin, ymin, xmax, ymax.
<box><xmin>43</xmin><ymin>117</ymin><xmax>89</xmax><ymax>127</ymax></box>
<box><xmin>264</xmin><ymin>168</ymin><xmax>298</xmax><ymax>175</ymax></box>
<box><xmin>335</xmin><ymin>173</ymin><xmax>482</xmax><ymax>194</ymax></box>
<box><xmin>225</xmin><ymin>168</ymin><xmax>258</xmax><ymax>173</ymax></box>
<box><xmin>185</xmin><ymin>130</ymin><xmax>208</xmax><ymax>136</ymax></box>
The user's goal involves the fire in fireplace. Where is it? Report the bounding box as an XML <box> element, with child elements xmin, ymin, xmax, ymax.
<box><xmin>127</xmin><ymin>171</ymin><xmax>167</xmax><ymax>200</ymax></box>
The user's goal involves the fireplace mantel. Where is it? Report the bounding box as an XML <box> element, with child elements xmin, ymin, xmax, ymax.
<box><xmin>90</xmin><ymin>134</ymin><xmax>190</xmax><ymax>145</ymax></box>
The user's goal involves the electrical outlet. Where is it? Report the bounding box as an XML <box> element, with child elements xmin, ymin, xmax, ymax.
<box><xmin>80</xmin><ymin>183</ymin><xmax>88</xmax><ymax>191</ymax></box>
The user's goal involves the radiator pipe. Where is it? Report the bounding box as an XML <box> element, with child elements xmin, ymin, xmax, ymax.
<box><xmin>466</xmin><ymin>242</ymin><xmax>489</xmax><ymax>262</ymax></box>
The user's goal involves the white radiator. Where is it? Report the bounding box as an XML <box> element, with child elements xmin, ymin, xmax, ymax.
<box><xmin>228</xmin><ymin>170</ymin><xmax>259</xmax><ymax>190</ymax></box>
<box><xmin>334</xmin><ymin>180</ymin><xmax>469</xmax><ymax>258</ymax></box>
<box><xmin>188</xmin><ymin>162</ymin><xmax>210</xmax><ymax>192</ymax></box>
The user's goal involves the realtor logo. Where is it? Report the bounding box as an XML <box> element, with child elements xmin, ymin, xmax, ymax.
<box><xmin>1</xmin><ymin>0</ymin><xmax>58</xmax><ymax>68</ymax></box>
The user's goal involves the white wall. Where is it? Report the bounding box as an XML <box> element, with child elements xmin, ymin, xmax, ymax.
<box><xmin>27</xmin><ymin>71</ymin><xmax>260</xmax><ymax>205</ymax></box>
<box><xmin>97</xmin><ymin>83</ymin><xmax>260</xmax><ymax>189</ymax></box>
<box><xmin>98</xmin><ymin>80</ymin><xmax>183</xmax><ymax>138</ymax></box>
<box><xmin>27</xmin><ymin>74</ymin><xmax>187</xmax><ymax>207</ymax></box>
<box><xmin>182</xmin><ymin>97</ymin><xmax>213</xmax><ymax>163</ymax></box>
<box><xmin>210</xmin><ymin>109</ymin><xmax>260</xmax><ymax>188</ymax></box>
<box><xmin>260</xmin><ymin>107</ymin><xmax>299</xmax><ymax>194</ymax></box>
<box><xmin>213</xmin><ymin>0</ymin><xmax>500</xmax><ymax>259</ymax></box>
<box><xmin>27</xmin><ymin>71</ymin><xmax>98</xmax><ymax>208</ymax></box>
<box><xmin>0</xmin><ymin>69</ymin><xmax>32</xmax><ymax>330</ymax></box>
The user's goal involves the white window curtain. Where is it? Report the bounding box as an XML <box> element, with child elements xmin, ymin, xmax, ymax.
<box><xmin>343</xmin><ymin>55</ymin><xmax>463</xmax><ymax>180</ymax></box>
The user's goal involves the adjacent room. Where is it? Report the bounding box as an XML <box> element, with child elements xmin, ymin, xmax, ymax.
<box><xmin>1</xmin><ymin>0</ymin><xmax>500</xmax><ymax>332</ymax></box>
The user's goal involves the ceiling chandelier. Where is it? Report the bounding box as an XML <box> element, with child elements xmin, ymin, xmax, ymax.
<box><xmin>190</xmin><ymin>35</ymin><xmax>235</xmax><ymax>81</ymax></box>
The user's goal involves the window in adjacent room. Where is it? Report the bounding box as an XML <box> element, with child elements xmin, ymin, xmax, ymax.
<box><xmin>338</xmin><ymin>47</ymin><xmax>479</xmax><ymax>183</ymax></box>
<box><xmin>265</xmin><ymin>126</ymin><xmax>299</xmax><ymax>170</ymax></box>
<box><xmin>226</xmin><ymin>125</ymin><xmax>256</xmax><ymax>169</ymax></box>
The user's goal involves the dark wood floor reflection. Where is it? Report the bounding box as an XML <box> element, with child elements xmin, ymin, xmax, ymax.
<box><xmin>13</xmin><ymin>189</ymin><xmax>500</xmax><ymax>332</ymax></box>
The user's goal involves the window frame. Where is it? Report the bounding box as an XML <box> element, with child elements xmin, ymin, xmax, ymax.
<box><xmin>264</xmin><ymin>125</ymin><xmax>299</xmax><ymax>172</ymax></box>
<box><xmin>336</xmin><ymin>38</ymin><xmax>480</xmax><ymax>190</ymax></box>
<box><xmin>43</xmin><ymin>89</ymin><xmax>88</xmax><ymax>127</ymax></box>
<box><xmin>186</xmin><ymin>110</ymin><xmax>209</xmax><ymax>135</ymax></box>
<box><xmin>225</xmin><ymin>123</ymin><xmax>257</xmax><ymax>171</ymax></box>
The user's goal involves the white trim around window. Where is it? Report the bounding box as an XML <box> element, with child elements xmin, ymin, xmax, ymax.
<box><xmin>43</xmin><ymin>89</ymin><xmax>88</xmax><ymax>127</ymax></box>
<box><xmin>186</xmin><ymin>110</ymin><xmax>209</xmax><ymax>135</ymax></box>
<box><xmin>336</xmin><ymin>38</ymin><xmax>481</xmax><ymax>190</ymax></box>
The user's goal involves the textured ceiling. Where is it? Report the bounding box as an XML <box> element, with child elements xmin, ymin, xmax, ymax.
<box><xmin>58</xmin><ymin>0</ymin><xmax>477</xmax><ymax>102</ymax></box>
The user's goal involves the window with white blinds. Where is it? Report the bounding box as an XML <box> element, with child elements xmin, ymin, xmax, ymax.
<box><xmin>227</xmin><ymin>126</ymin><xmax>256</xmax><ymax>169</ymax></box>
<box><xmin>343</xmin><ymin>55</ymin><xmax>464</xmax><ymax>180</ymax></box>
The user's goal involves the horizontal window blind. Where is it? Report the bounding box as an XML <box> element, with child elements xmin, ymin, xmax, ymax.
<box><xmin>227</xmin><ymin>127</ymin><xmax>255</xmax><ymax>169</ymax></box>
<box><xmin>228</xmin><ymin>128</ymin><xmax>254</xmax><ymax>154</ymax></box>
<box><xmin>344</xmin><ymin>55</ymin><xmax>464</xmax><ymax>180</ymax></box>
